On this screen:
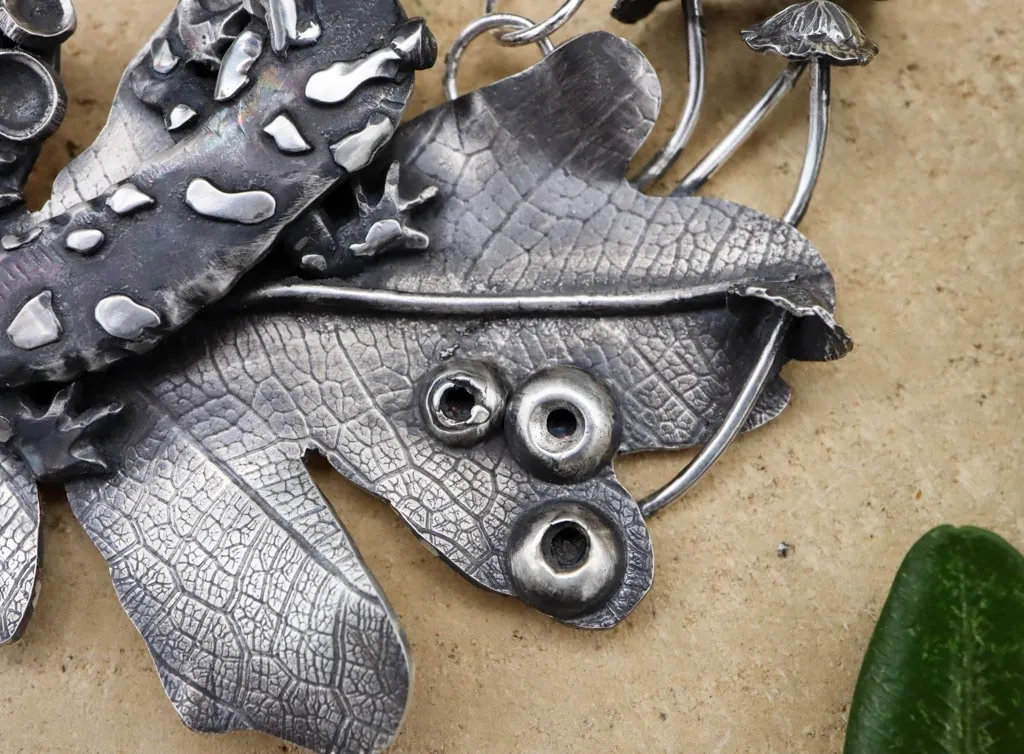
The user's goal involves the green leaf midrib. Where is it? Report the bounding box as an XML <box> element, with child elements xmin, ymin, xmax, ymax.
<box><xmin>845</xmin><ymin>526</ymin><xmax>1024</xmax><ymax>754</ymax></box>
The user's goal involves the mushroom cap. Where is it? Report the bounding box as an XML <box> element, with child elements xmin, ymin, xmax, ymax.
<box><xmin>741</xmin><ymin>0</ymin><xmax>879</xmax><ymax>66</ymax></box>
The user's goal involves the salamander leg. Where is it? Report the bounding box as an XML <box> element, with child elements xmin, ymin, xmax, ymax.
<box><xmin>286</xmin><ymin>161</ymin><xmax>438</xmax><ymax>278</ymax></box>
<box><xmin>0</xmin><ymin>383</ymin><xmax>124</xmax><ymax>483</ymax></box>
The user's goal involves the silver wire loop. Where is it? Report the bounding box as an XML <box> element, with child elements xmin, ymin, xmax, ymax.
<box><xmin>483</xmin><ymin>0</ymin><xmax>586</xmax><ymax>47</ymax></box>
<box><xmin>445</xmin><ymin>13</ymin><xmax>555</xmax><ymax>101</ymax></box>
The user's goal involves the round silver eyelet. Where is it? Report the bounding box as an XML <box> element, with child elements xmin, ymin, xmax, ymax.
<box><xmin>0</xmin><ymin>0</ymin><xmax>77</xmax><ymax>50</ymax></box>
<box><xmin>0</xmin><ymin>50</ymin><xmax>66</xmax><ymax>143</ymax></box>
<box><xmin>508</xmin><ymin>501</ymin><xmax>626</xmax><ymax>620</ymax></box>
<box><xmin>505</xmin><ymin>367</ymin><xmax>620</xmax><ymax>483</ymax></box>
<box><xmin>419</xmin><ymin>360</ymin><xmax>507</xmax><ymax>447</ymax></box>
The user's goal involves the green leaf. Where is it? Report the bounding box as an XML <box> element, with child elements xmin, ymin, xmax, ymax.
<box><xmin>845</xmin><ymin>526</ymin><xmax>1024</xmax><ymax>754</ymax></box>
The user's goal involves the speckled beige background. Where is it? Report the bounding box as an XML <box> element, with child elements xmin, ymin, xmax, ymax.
<box><xmin>2</xmin><ymin>0</ymin><xmax>1021</xmax><ymax>752</ymax></box>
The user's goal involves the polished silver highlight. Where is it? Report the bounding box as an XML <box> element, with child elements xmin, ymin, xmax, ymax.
<box><xmin>263</xmin><ymin>112</ymin><xmax>312</xmax><ymax>153</ymax></box>
<box><xmin>421</xmin><ymin>360</ymin><xmax>507</xmax><ymax>447</ymax></box>
<box><xmin>634</xmin><ymin>0</ymin><xmax>705</xmax><ymax>190</ymax></box>
<box><xmin>343</xmin><ymin>161</ymin><xmax>437</xmax><ymax>261</ymax></box>
<box><xmin>305</xmin><ymin>20</ymin><xmax>433</xmax><ymax>105</ymax></box>
<box><xmin>184</xmin><ymin>178</ymin><xmax>277</xmax><ymax>225</ymax></box>
<box><xmin>259</xmin><ymin>0</ymin><xmax>300</xmax><ymax>54</ymax></box>
<box><xmin>785</xmin><ymin>61</ymin><xmax>829</xmax><ymax>226</ymax></box>
<box><xmin>65</xmin><ymin>228</ymin><xmax>105</xmax><ymax>255</ymax></box>
<box><xmin>1</xmin><ymin>227</ymin><xmax>41</xmax><ymax>252</ymax></box>
<box><xmin>7</xmin><ymin>292</ymin><xmax>61</xmax><ymax>351</ymax></box>
<box><xmin>444</xmin><ymin>13</ymin><xmax>554</xmax><ymax>101</ymax></box>
<box><xmin>330</xmin><ymin>114</ymin><xmax>394</xmax><ymax>173</ymax></box>
<box><xmin>214</xmin><ymin>29</ymin><xmax>264</xmax><ymax>101</ymax></box>
<box><xmin>300</xmin><ymin>253</ymin><xmax>328</xmax><ymax>273</ymax></box>
<box><xmin>508</xmin><ymin>502</ymin><xmax>626</xmax><ymax>619</ymax></box>
<box><xmin>642</xmin><ymin>312</ymin><xmax>792</xmax><ymax>516</ymax></box>
<box><xmin>352</xmin><ymin>219</ymin><xmax>426</xmax><ymax>256</ymax></box>
<box><xmin>105</xmin><ymin>184</ymin><xmax>155</xmax><ymax>215</ymax></box>
<box><xmin>94</xmin><ymin>295</ymin><xmax>161</xmax><ymax>341</ymax></box>
<box><xmin>677</xmin><ymin>62</ymin><xmax>807</xmax><ymax>196</ymax></box>
<box><xmin>165</xmin><ymin>103</ymin><xmax>197</xmax><ymax>131</ymax></box>
<box><xmin>506</xmin><ymin>367</ymin><xmax>620</xmax><ymax>484</ymax></box>
<box><xmin>240</xmin><ymin>280</ymin><xmax>735</xmax><ymax>319</ymax></box>
<box><xmin>150</xmin><ymin>38</ymin><xmax>180</xmax><ymax>74</ymax></box>
<box><xmin>295</xmin><ymin>20</ymin><xmax>321</xmax><ymax>45</ymax></box>
<box><xmin>486</xmin><ymin>0</ymin><xmax>585</xmax><ymax>46</ymax></box>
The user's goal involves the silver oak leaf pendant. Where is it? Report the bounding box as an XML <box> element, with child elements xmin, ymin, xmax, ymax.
<box><xmin>0</xmin><ymin>7</ymin><xmax>853</xmax><ymax>754</ymax></box>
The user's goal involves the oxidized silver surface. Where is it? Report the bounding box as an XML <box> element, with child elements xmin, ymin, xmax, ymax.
<box><xmin>0</xmin><ymin>0</ymin><xmax>434</xmax><ymax>388</ymax></box>
<box><xmin>0</xmin><ymin>2</ymin><xmax>864</xmax><ymax>753</ymax></box>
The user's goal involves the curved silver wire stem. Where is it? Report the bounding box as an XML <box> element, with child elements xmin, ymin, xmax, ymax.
<box><xmin>444</xmin><ymin>13</ymin><xmax>554</xmax><ymax>101</ymax></box>
<box><xmin>640</xmin><ymin>309</ymin><xmax>792</xmax><ymax>517</ymax></box>
<box><xmin>783</xmin><ymin>59</ymin><xmax>830</xmax><ymax>226</ymax></box>
<box><xmin>235</xmin><ymin>280</ymin><xmax>739</xmax><ymax>316</ymax></box>
<box><xmin>675</xmin><ymin>61</ymin><xmax>807</xmax><ymax>196</ymax></box>
<box><xmin>641</xmin><ymin>63</ymin><xmax>834</xmax><ymax>516</ymax></box>
<box><xmin>634</xmin><ymin>0</ymin><xmax>706</xmax><ymax>191</ymax></box>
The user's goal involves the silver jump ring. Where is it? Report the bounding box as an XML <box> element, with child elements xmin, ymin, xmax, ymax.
<box><xmin>485</xmin><ymin>0</ymin><xmax>586</xmax><ymax>46</ymax></box>
<box><xmin>444</xmin><ymin>14</ymin><xmax>555</xmax><ymax>101</ymax></box>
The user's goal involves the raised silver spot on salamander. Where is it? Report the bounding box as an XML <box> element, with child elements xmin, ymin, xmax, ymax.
<box><xmin>151</xmin><ymin>38</ymin><xmax>179</xmax><ymax>74</ymax></box>
<box><xmin>300</xmin><ymin>253</ymin><xmax>328</xmax><ymax>273</ymax></box>
<box><xmin>214</xmin><ymin>30</ymin><xmax>263</xmax><ymax>102</ymax></box>
<box><xmin>1</xmin><ymin>227</ymin><xmax>42</xmax><ymax>251</ymax></box>
<box><xmin>305</xmin><ymin>22</ymin><xmax>431</xmax><ymax>105</ymax></box>
<box><xmin>166</xmin><ymin>104</ymin><xmax>197</xmax><ymax>131</ymax></box>
<box><xmin>106</xmin><ymin>184</ymin><xmax>155</xmax><ymax>215</ymax></box>
<box><xmin>65</xmin><ymin>229</ymin><xmax>105</xmax><ymax>254</ymax></box>
<box><xmin>185</xmin><ymin>178</ymin><xmax>277</xmax><ymax>224</ymax></box>
<box><xmin>94</xmin><ymin>295</ymin><xmax>161</xmax><ymax>340</ymax></box>
<box><xmin>263</xmin><ymin>113</ymin><xmax>312</xmax><ymax>154</ymax></box>
<box><xmin>263</xmin><ymin>0</ymin><xmax>299</xmax><ymax>53</ymax></box>
<box><xmin>330</xmin><ymin>114</ymin><xmax>394</xmax><ymax>173</ymax></box>
<box><xmin>7</xmin><ymin>291</ymin><xmax>61</xmax><ymax>350</ymax></box>
<box><xmin>294</xmin><ymin>21</ymin><xmax>321</xmax><ymax>46</ymax></box>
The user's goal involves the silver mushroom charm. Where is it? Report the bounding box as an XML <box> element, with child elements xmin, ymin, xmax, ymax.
<box><xmin>679</xmin><ymin>0</ymin><xmax>877</xmax><ymax>203</ymax></box>
<box><xmin>741</xmin><ymin>0</ymin><xmax>878</xmax><ymax>223</ymax></box>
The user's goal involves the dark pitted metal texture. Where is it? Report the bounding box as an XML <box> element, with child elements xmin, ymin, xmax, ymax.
<box><xmin>0</xmin><ymin>0</ymin><xmax>429</xmax><ymax>389</ymax></box>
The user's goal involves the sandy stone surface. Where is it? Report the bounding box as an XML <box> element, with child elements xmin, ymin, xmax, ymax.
<box><xmin>1</xmin><ymin>0</ymin><xmax>1021</xmax><ymax>752</ymax></box>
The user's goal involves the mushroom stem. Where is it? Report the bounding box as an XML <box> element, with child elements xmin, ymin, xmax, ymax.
<box><xmin>642</xmin><ymin>61</ymin><xmax>834</xmax><ymax>518</ymax></box>
<box><xmin>783</xmin><ymin>58</ymin><xmax>830</xmax><ymax>226</ymax></box>
<box><xmin>634</xmin><ymin>0</ymin><xmax>706</xmax><ymax>191</ymax></box>
<box><xmin>675</xmin><ymin>60</ymin><xmax>807</xmax><ymax>196</ymax></box>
